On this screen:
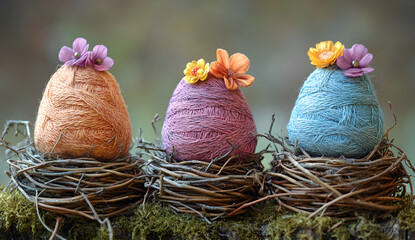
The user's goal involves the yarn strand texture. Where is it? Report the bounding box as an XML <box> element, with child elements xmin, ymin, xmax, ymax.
<box><xmin>287</xmin><ymin>67</ymin><xmax>383</xmax><ymax>158</ymax></box>
<box><xmin>34</xmin><ymin>65</ymin><xmax>132</xmax><ymax>161</ymax></box>
<box><xmin>162</xmin><ymin>77</ymin><xmax>257</xmax><ymax>162</ymax></box>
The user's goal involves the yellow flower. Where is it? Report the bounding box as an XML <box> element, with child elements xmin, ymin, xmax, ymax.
<box><xmin>308</xmin><ymin>41</ymin><xmax>344</xmax><ymax>68</ymax></box>
<box><xmin>183</xmin><ymin>59</ymin><xmax>210</xmax><ymax>84</ymax></box>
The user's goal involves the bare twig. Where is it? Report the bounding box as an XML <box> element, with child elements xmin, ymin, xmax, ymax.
<box><xmin>35</xmin><ymin>190</ymin><xmax>66</xmax><ymax>240</ymax></box>
<box><xmin>49</xmin><ymin>217</ymin><xmax>62</xmax><ymax>240</ymax></box>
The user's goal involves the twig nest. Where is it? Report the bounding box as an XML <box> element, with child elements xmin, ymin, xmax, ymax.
<box><xmin>9</xmin><ymin>156</ymin><xmax>146</xmax><ymax>220</ymax></box>
<box><xmin>3</xmin><ymin>121</ymin><xmax>145</xmax><ymax>220</ymax></box>
<box><xmin>34</xmin><ymin>65</ymin><xmax>132</xmax><ymax>160</ymax></box>
<box><xmin>262</xmin><ymin>116</ymin><xmax>414</xmax><ymax>218</ymax></box>
<box><xmin>140</xmin><ymin>141</ymin><xmax>264</xmax><ymax>221</ymax></box>
<box><xmin>288</xmin><ymin>42</ymin><xmax>383</xmax><ymax>158</ymax></box>
<box><xmin>266</xmin><ymin>137</ymin><xmax>412</xmax><ymax>218</ymax></box>
<box><xmin>161</xmin><ymin>77</ymin><xmax>257</xmax><ymax>162</ymax></box>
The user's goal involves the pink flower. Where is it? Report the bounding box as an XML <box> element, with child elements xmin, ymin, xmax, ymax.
<box><xmin>336</xmin><ymin>44</ymin><xmax>374</xmax><ymax>77</ymax></box>
<box><xmin>58</xmin><ymin>37</ymin><xmax>89</xmax><ymax>66</ymax></box>
<box><xmin>87</xmin><ymin>45</ymin><xmax>114</xmax><ymax>71</ymax></box>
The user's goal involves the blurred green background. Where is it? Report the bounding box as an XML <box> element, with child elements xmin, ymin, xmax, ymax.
<box><xmin>1</xmin><ymin>0</ymin><xmax>414</xmax><ymax>186</ymax></box>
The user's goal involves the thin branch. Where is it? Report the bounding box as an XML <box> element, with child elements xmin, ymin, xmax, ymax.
<box><xmin>49</xmin><ymin>217</ymin><xmax>62</xmax><ymax>240</ymax></box>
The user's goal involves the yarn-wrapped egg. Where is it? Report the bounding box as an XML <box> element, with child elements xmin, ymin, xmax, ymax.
<box><xmin>34</xmin><ymin>38</ymin><xmax>132</xmax><ymax>161</ymax></box>
<box><xmin>162</xmin><ymin>49</ymin><xmax>257</xmax><ymax>162</ymax></box>
<box><xmin>287</xmin><ymin>42</ymin><xmax>383</xmax><ymax>158</ymax></box>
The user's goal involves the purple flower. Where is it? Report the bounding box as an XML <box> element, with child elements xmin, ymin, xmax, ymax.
<box><xmin>336</xmin><ymin>44</ymin><xmax>374</xmax><ymax>77</ymax></box>
<box><xmin>87</xmin><ymin>45</ymin><xmax>114</xmax><ymax>71</ymax></box>
<box><xmin>58</xmin><ymin>37</ymin><xmax>89</xmax><ymax>66</ymax></box>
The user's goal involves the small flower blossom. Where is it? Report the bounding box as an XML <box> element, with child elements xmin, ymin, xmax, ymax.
<box><xmin>336</xmin><ymin>44</ymin><xmax>374</xmax><ymax>77</ymax></box>
<box><xmin>87</xmin><ymin>45</ymin><xmax>114</xmax><ymax>71</ymax></box>
<box><xmin>308</xmin><ymin>41</ymin><xmax>344</xmax><ymax>68</ymax></box>
<box><xmin>209</xmin><ymin>49</ymin><xmax>254</xmax><ymax>90</ymax></box>
<box><xmin>58</xmin><ymin>37</ymin><xmax>89</xmax><ymax>66</ymax></box>
<box><xmin>183</xmin><ymin>59</ymin><xmax>210</xmax><ymax>84</ymax></box>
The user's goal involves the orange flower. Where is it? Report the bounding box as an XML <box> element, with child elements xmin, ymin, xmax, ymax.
<box><xmin>308</xmin><ymin>41</ymin><xmax>344</xmax><ymax>68</ymax></box>
<box><xmin>210</xmin><ymin>49</ymin><xmax>255</xmax><ymax>90</ymax></box>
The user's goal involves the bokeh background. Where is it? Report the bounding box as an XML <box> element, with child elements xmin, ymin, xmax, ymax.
<box><xmin>1</xmin><ymin>0</ymin><xmax>414</xmax><ymax>187</ymax></box>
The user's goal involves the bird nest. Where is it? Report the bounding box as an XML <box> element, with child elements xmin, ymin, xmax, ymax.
<box><xmin>263</xmin><ymin>115</ymin><xmax>415</xmax><ymax>219</ymax></box>
<box><xmin>1</xmin><ymin>121</ymin><xmax>146</xmax><ymax>221</ymax></box>
<box><xmin>136</xmin><ymin>132</ymin><xmax>264</xmax><ymax>223</ymax></box>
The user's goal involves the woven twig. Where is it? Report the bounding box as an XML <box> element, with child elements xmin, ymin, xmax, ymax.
<box><xmin>263</xmin><ymin>114</ymin><xmax>414</xmax><ymax>218</ymax></box>
<box><xmin>1</xmin><ymin>121</ymin><xmax>146</xmax><ymax>221</ymax></box>
<box><xmin>138</xmin><ymin>139</ymin><xmax>265</xmax><ymax>222</ymax></box>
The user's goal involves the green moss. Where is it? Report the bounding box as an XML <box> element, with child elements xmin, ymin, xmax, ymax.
<box><xmin>64</xmin><ymin>217</ymin><xmax>106</xmax><ymax>240</ymax></box>
<box><xmin>1</xmin><ymin>187</ymin><xmax>415</xmax><ymax>239</ymax></box>
<box><xmin>399</xmin><ymin>199</ymin><xmax>415</xmax><ymax>230</ymax></box>
<box><xmin>331</xmin><ymin>225</ymin><xmax>351</xmax><ymax>240</ymax></box>
<box><xmin>126</xmin><ymin>202</ymin><xmax>210</xmax><ymax>239</ymax></box>
<box><xmin>0</xmin><ymin>187</ymin><xmax>111</xmax><ymax>240</ymax></box>
<box><xmin>120</xmin><ymin>200</ymin><xmax>280</xmax><ymax>240</ymax></box>
<box><xmin>349</xmin><ymin>216</ymin><xmax>389</xmax><ymax>240</ymax></box>
<box><xmin>266</xmin><ymin>213</ymin><xmax>340</xmax><ymax>240</ymax></box>
<box><xmin>0</xmin><ymin>187</ymin><xmax>51</xmax><ymax>238</ymax></box>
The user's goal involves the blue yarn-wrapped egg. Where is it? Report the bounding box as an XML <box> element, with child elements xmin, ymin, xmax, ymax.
<box><xmin>287</xmin><ymin>67</ymin><xmax>383</xmax><ymax>158</ymax></box>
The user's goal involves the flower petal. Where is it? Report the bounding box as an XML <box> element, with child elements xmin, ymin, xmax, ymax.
<box><xmin>94</xmin><ymin>57</ymin><xmax>114</xmax><ymax>71</ymax></box>
<box><xmin>184</xmin><ymin>68</ymin><xmax>191</xmax><ymax>75</ymax></box>
<box><xmin>216</xmin><ymin>49</ymin><xmax>230</xmax><ymax>69</ymax></box>
<box><xmin>344</xmin><ymin>68</ymin><xmax>364</xmax><ymax>77</ymax></box>
<box><xmin>360</xmin><ymin>67</ymin><xmax>374</xmax><ymax>74</ymax></box>
<box><xmin>230</xmin><ymin>53</ymin><xmax>250</xmax><ymax>74</ymax></box>
<box><xmin>359</xmin><ymin>53</ymin><xmax>373</xmax><ymax>67</ymax></box>
<box><xmin>234</xmin><ymin>74</ymin><xmax>254</xmax><ymax>87</ymax></box>
<box><xmin>350</xmin><ymin>44</ymin><xmax>368</xmax><ymax>61</ymax></box>
<box><xmin>200</xmin><ymin>68</ymin><xmax>209</xmax><ymax>81</ymax></box>
<box><xmin>93</xmin><ymin>45</ymin><xmax>108</xmax><ymax>59</ymax></box>
<box><xmin>342</xmin><ymin>49</ymin><xmax>353</xmax><ymax>62</ymax></box>
<box><xmin>73</xmin><ymin>54</ymin><xmax>88</xmax><ymax>66</ymax></box>
<box><xmin>308</xmin><ymin>49</ymin><xmax>327</xmax><ymax>68</ymax></box>
<box><xmin>317</xmin><ymin>41</ymin><xmax>333</xmax><ymax>51</ymax></box>
<box><xmin>333</xmin><ymin>41</ymin><xmax>344</xmax><ymax>52</ymax></box>
<box><xmin>223</xmin><ymin>77</ymin><xmax>238</xmax><ymax>90</ymax></box>
<box><xmin>195</xmin><ymin>68</ymin><xmax>204</xmax><ymax>75</ymax></box>
<box><xmin>86</xmin><ymin>51</ymin><xmax>95</xmax><ymax>66</ymax></box>
<box><xmin>59</xmin><ymin>46</ymin><xmax>74</xmax><ymax>63</ymax></box>
<box><xmin>210</xmin><ymin>61</ymin><xmax>227</xmax><ymax>78</ymax></box>
<box><xmin>72</xmin><ymin>37</ymin><xmax>88</xmax><ymax>53</ymax></box>
<box><xmin>80</xmin><ymin>44</ymin><xmax>89</xmax><ymax>55</ymax></box>
<box><xmin>308</xmin><ymin>47</ymin><xmax>320</xmax><ymax>56</ymax></box>
<box><xmin>186</xmin><ymin>61</ymin><xmax>195</xmax><ymax>69</ymax></box>
<box><xmin>336</xmin><ymin>55</ymin><xmax>352</xmax><ymax>70</ymax></box>
<box><xmin>196</xmin><ymin>59</ymin><xmax>205</xmax><ymax>68</ymax></box>
<box><xmin>332</xmin><ymin>42</ymin><xmax>345</xmax><ymax>62</ymax></box>
<box><xmin>184</xmin><ymin>75</ymin><xmax>198</xmax><ymax>84</ymax></box>
<box><xmin>349</xmin><ymin>44</ymin><xmax>357</xmax><ymax>58</ymax></box>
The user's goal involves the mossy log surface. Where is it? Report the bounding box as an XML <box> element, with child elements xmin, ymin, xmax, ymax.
<box><xmin>0</xmin><ymin>189</ymin><xmax>414</xmax><ymax>240</ymax></box>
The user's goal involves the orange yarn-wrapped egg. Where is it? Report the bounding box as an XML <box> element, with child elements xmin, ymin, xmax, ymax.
<box><xmin>34</xmin><ymin>65</ymin><xmax>132</xmax><ymax>161</ymax></box>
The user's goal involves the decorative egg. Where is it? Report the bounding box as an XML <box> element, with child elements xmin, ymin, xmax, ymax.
<box><xmin>287</xmin><ymin>42</ymin><xmax>383</xmax><ymax>158</ymax></box>
<box><xmin>34</xmin><ymin>38</ymin><xmax>132</xmax><ymax>160</ymax></box>
<box><xmin>162</xmin><ymin>76</ymin><xmax>257</xmax><ymax>162</ymax></box>
<box><xmin>162</xmin><ymin>49</ymin><xmax>258</xmax><ymax>162</ymax></box>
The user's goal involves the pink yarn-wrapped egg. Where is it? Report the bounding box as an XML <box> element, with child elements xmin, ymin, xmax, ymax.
<box><xmin>161</xmin><ymin>77</ymin><xmax>257</xmax><ymax>162</ymax></box>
